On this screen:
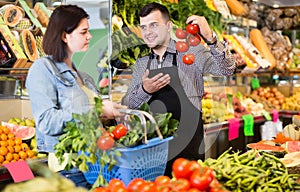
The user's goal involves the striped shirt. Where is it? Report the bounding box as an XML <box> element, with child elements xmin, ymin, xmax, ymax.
<box><xmin>121</xmin><ymin>39</ymin><xmax>236</xmax><ymax>111</ymax></box>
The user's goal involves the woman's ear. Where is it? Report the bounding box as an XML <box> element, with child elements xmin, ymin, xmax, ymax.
<box><xmin>61</xmin><ymin>32</ymin><xmax>67</xmax><ymax>43</ymax></box>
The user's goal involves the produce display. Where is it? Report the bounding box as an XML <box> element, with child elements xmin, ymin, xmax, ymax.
<box><xmin>92</xmin><ymin>149</ymin><xmax>300</xmax><ymax>192</ymax></box>
<box><xmin>0</xmin><ymin>1</ymin><xmax>48</xmax><ymax>74</ymax></box>
<box><xmin>282</xmin><ymin>91</ymin><xmax>300</xmax><ymax>111</ymax></box>
<box><xmin>204</xmin><ymin>148</ymin><xmax>300</xmax><ymax>191</ymax></box>
<box><xmin>93</xmin><ymin>158</ymin><xmax>229</xmax><ymax>192</ymax></box>
<box><xmin>0</xmin><ymin>124</ymin><xmax>37</xmax><ymax>166</ymax></box>
<box><xmin>247</xmin><ymin>87</ymin><xmax>285</xmax><ymax>111</ymax></box>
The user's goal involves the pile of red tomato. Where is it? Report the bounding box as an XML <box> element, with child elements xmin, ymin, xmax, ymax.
<box><xmin>175</xmin><ymin>24</ymin><xmax>202</xmax><ymax>65</ymax></box>
<box><xmin>93</xmin><ymin>158</ymin><xmax>228</xmax><ymax>192</ymax></box>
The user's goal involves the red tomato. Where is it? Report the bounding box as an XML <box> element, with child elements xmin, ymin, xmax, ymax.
<box><xmin>182</xmin><ymin>54</ymin><xmax>195</xmax><ymax>65</ymax></box>
<box><xmin>188</xmin><ymin>35</ymin><xmax>201</xmax><ymax>46</ymax></box>
<box><xmin>188</xmin><ymin>188</ymin><xmax>202</xmax><ymax>192</ymax></box>
<box><xmin>187</xmin><ymin>160</ymin><xmax>201</xmax><ymax>173</ymax></box>
<box><xmin>93</xmin><ymin>187</ymin><xmax>109</xmax><ymax>192</ymax></box>
<box><xmin>157</xmin><ymin>186</ymin><xmax>171</xmax><ymax>192</ymax></box>
<box><xmin>175</xmin><ymin>28</ymin><xmax>188</xmax><ymax>39</ymax></box>
<box><xmin>209</xmin><ymin>178</ymin><xmax>221</xmax><ymax>188</ymax></box>
<box><xmin>189</xmin><ymin>168</ymin><xmax>214</xmax><ymax>190</ymax></box>
<box><xmin>108</xmin><ymin>178</ymin><xmax>126</xmax><ymax>191</ymax></box>
<box><xmin>97</xmin><ymin>135</ymin><xmax>115</xmax><ymax>150</ymax></box>
<box><xmin>170</xmin><ymin>178</ymin><xmax>191</xmax><ymax>191</ymax></box>
<box><xmin>112</xmin><ymin>124</ymin><xmax>128</xmax><ymax>139</ymax></box>
<box><xmin>127</xmin><ymin>178</ymin><xmax>146</xmax><ymax>192</ymax></box>
<box><xmin>112</xmin><ymin>186</ymin><xmax>128</xmax><ymax>192</ymax></box>
<box><xmin>175</xmin><ymin>41</ymin><xmax>189</xmax><ymax>52</ymax></box>
<box><xmin>186</xmin><ymin>24</ymin><xmax>200</xmax><ymax>35</ymax></box>
<box><xmin>154</xmin><ymin>175</ymin><xmax>171</xmax><ymax>187</ymax></box>
<box><xmin>172</xmin><ymin>158</ymin><xmax>191</xmax><ymax>179</ymax></box>
<box><xmin>209</xmin><ymin>187</ymin><xmax>227</xmax><ymax>192</ymax></box>
<box><xmin>137</xmin><ymin>182</ymin><xmax>158</xmax><ymax>192</ymax></box>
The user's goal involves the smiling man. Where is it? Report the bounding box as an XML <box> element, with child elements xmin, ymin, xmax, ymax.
<box><xmin>121</xmin><ymin>2</ymin><xmax>236</xmax><ymax>176</ymax></box>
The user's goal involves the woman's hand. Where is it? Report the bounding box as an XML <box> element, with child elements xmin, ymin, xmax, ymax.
<box><xmin>101</xmin><ymin>99</ymin><xmax>127</xmax><ymax>119</ymax></box>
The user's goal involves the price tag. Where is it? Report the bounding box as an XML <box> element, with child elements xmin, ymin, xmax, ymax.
<box><xmin>4</xmin><ymin>161</ymin><xmax>34</xmax><ymax>182</ymax></box>
<box><xmin>271</xmin><ymin>109</ymin><xmax>279</xmax><ymax>122</ymax></box>
<box><xmin>263</xmin><ymin>111</ymin><xmax>272</xmax><ymax>121</ymax></box>
<box><xmin>251</xmin><ymin>78</ymin><xmax>260</xmax><ymax>90</ymax></box>
<box><xmin>228</xmin><ymin>118</ymin><xmax>240</xmax><ymax>141</ymax></box>
<box><xmin>242</xmin><ymin>114</ymin><xmax>254</xmax><ymax>136</ymax></box>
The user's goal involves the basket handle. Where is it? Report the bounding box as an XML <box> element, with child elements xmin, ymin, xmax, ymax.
<box><xmin>118</xmin><ymin>109</ymin><xmax>163</xmax><ymax>144</ymax></box>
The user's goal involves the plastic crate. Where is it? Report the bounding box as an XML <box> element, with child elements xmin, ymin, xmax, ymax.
<box><xmin>84</xmin><ymin>137</ymin><xmax>172</xmax><ymax>185</ymax></box>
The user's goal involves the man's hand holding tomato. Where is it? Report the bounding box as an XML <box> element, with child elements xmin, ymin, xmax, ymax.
<box><xmin>142</xmin><ymin>69</ymin><xmax>171</xmax><ymax>93</ymax></box>
<box><xmin>186</xmin><ymin>15</ymin><xmax>214</xmax><ymax>43</ymax></box>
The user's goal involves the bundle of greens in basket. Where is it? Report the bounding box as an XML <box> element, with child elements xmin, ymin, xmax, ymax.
<box><xmin>54</xmin><ymin>97</ymin><xmax>178</xmax><ymax>188</ymax></box>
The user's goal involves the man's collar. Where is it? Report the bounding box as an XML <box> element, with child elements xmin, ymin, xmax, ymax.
<box><xmin>149</xmin><ymin>39</ymin><xmax>177</xmax><ymax>56</ymax></box>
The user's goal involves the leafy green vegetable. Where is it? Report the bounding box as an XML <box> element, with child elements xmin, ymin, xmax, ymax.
<box><xmin>54</xmin><ymin>98</ymin><xmax>178</xmax><ymax>188</ymax></box>
<box><xmin>54</xmin><ymin>97</ymin><xmax>121</xmax><ymax>189</ymax></box>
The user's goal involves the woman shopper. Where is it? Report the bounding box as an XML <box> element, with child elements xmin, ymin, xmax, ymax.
<box><xmin>26</xmin><ymin>4</ymin><xmax>126</xmax><ymax>188</ymax></box>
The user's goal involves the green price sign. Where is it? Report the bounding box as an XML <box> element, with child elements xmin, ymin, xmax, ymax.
<box><xmin>242</xmin><ymin>114</ymin><xmax>254</xmax><ymax>136</ymax></box>
<box><xmin>251</xmin><ymin>78</ymin><xmax>260</xmax><ymax>90</ymax></box>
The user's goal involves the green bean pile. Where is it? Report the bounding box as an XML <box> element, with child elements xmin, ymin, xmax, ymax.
<box><xmin>204</xmin><ymin>148</ymin><xmax>300</xmax><ymax>192</ymax></box>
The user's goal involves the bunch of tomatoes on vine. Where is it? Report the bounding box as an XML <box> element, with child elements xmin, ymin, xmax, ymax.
<box><xmin>93</xmin><ymin>158</ymin><xmax>228</xmax><ymax>192</ymax></box>
<box><xmin>175</xmin><ymin>24</ymin><xmax>202</xmax><ymax>65</ymax></box>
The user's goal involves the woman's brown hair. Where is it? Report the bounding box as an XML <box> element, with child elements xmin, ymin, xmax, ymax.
<box><xmin>42</xmin><ymin>5</ymin><xmax>89</xmax><ymax>62</ymax></box>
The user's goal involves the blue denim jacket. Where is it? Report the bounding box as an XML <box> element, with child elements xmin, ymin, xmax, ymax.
<box><xmin>25</xmin><ymin>56</ymin><xmax>99</xmax><ymax>153</ymax></box>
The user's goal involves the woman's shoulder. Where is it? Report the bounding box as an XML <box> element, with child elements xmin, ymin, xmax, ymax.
<box><xmin>28</xmin><ymin>57</ymin><xmax>57</xmax><ymax>75</ymax></box>
<box><xmin>31</xmin><ymin>56</ymin><xmax>51</xmax><ymax>67</ymax></box>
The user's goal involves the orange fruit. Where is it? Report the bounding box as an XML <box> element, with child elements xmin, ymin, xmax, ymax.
<box><xmin>15</xmin><ymin>138</ymin><xmax>22</xmax><ymax>146</ymax></box>
<box><xmin>14</xmin><ymin>145</ymin><xmax>21</xmax><ymax>153</ymax></box>
<box><xmin>2</xmin><ymin>160</ymin><xmax>9</xmax><ymax>164</ymax></box>
<box><xmin>26</xmin><ymin>150</ymin><xmax>35</xmax><ymax>158</ymax></box>
<box><xmin>0</xmin><ymin>147</ymin><xmax>8</xmax><ymax>156</ymax></box>
<box><xmin>7</xmin><ymin>133</ymin><xmax>15</xmax><ymax>140</ymax></box>
<box><xmin>19</xmin><ymin>151</ymin><xmax>27</xmax><ymax>160</ymax></box>
<box><xmin>21</xmin><ymin>143</ymin><xmax>29</xmax><ymax>151</ymax></box>
<box><xmin>0</xmin><ymin>155</ymin><xmax>4</xmax><ymax>163</ymax></box>
<box><xmin>12</xmin><ymin>153</ymin><xmax>19</xmax><ymax>161</ymax></box>
<box><xmin>5</xmin><ymin>153</ymin><xmax>13</xmax><ymax>162</ymax></box>
<box><xmin>7</xmin><ymin>140</ymin><xmax>14</xmax><ymax>147</ymax></box>
<box><xmin>0</xmin><ymin>141</ymin><xmax>8</xmax><ymax>147</ymax></box>
<box><xmin>7</xmin><ymin>146</ymin><xmax>14</xmax><ymax>153</ymax></box>
<box><xmin>10</xmin><ymin>159</ymin><xmax>16</xmax><ymax>163</ymax></box>
<box><xmin>2</xmin><ymin>127</ymin><xmax>10</xmax><ymax>134</ymax></box>
<box><xmin>0</xmin><ymin>134</ymin><xmax>7</xmax><ymax>141</ymax></box>
<box><xmin>0</xmin><ymin>129</ymin><xmax>3</xmax><ymax>135</ymax></box>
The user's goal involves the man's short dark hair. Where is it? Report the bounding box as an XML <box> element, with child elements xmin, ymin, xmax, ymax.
<box><xmin>139</xmin><ymin>2</ymin><xmax>170</xmax><ymax>21</ymax></box>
